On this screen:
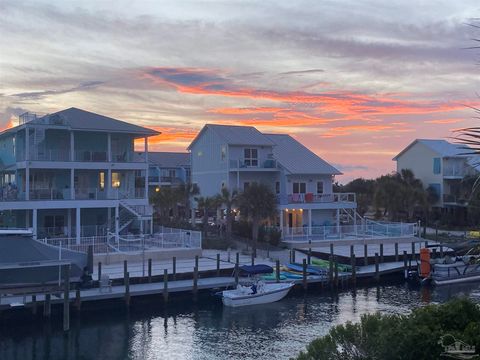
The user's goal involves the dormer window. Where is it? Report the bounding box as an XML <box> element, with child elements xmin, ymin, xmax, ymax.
<box><xmin>244</xmin><ymin>148</ymin><xmax>258</xmax><ymax>167</ymax></box>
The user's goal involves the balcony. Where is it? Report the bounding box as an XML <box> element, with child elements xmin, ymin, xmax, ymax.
<box><xmin>229</xmin><ymin>158</ymin><xmax>279</xmax><ymax>171</ymax></box>
<box><xmin>443</xmin><ymin>167</ymin><xmax>466</xmax><ymax>179</ymax></box>
<box><xmin>74</xmin><ymin>150</ymin><xmax>108</xmax><ymax>162</ymax></box>
<box><xmin>278</xmin><ymin>192</ymin><xmax>356</xmax><ymax>205</ymax></box>
<box><xmin>443</xmin><ymin>194</ymin><xmax>467</xmax><ymax>206</ymax></box>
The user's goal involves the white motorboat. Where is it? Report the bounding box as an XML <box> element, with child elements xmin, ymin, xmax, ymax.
<box><xmin>222</xmin><ymin>282</ymin><xmax>294</xmax><ymax>307</ymax></box>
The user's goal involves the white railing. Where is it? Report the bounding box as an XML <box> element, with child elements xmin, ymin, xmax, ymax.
<box><xmin>75</xmin><ymin>187</ymin><xmax>107</xmax><ymax>200</ymax></box>
<box><xmin>281</xmin><ymin>221</ymin><xmax>417</xmax><ymax>242</ymax></box>
<box><xmin>30</xmin><ymin>149</ymin><xmax>71</xmax><ymax>162</ymax></box>
<box><xmin>229</xmin><ymin>158</ymin><xmax>278</xmax><ymax>169</ymax></box>
<box><xmin>279</xmin><ymin>192</ymin><xmax>356</xmax><ymax>204</ymax></box>
<box><xmin>30</xmin><ymin>188</ymin><xmax>72</xmax><ymax>200</ymax></box>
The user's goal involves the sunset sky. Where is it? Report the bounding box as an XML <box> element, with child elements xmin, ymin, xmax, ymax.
<box><xmin>1</xmin><ymin>0</ymin><xmax>479</xmax><ymax>182</ymax></box>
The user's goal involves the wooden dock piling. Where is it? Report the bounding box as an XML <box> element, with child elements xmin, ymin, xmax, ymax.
<box><xmin>395</xmin><ymin>243</ymin><xmax>399</xmax><ymax>262</ymax></box>
<box><xmin>98</xmin><ymin>262</ymin><xmax>102</xmax><ymax>282</ymax></box>
<box><xmin>411</xmin><ymin>242</ymin><xmax>415</xmax><ymax>261</ymax></box>
<box><xmin>44</xmin><ymin>293</ymin><xmax>51</xmax><ymax>318</ymax></box>
<box><xmin>374</xmin><ymin>253</ymin><xmax>379</xmax><ymax>282</ymax></box>
<box><xmin>195</xmin><ymin>255</ymin><xmax>199</xmax><ymax>271</ymax></box>
<box><xmin>251</xmin><ymin>253</ymin><xmax>255</xmax><ymax>266</ymax></box>
<box><xmin>329</xmin><ymin>256</ymin><xmax>333</xmax><ymax>286</ymax></box>
<box><xmin>148</xmin><ymin>259</ymin><xmax>152</xmax><ymax>283</ymax></box>
<box><xmin>330</xmin><ymin>243</ymin><xmax>334</xmax><ymax>261</ymax></box>
<box><xmin>440</xmin><ymin>246</ymin><xmax>444</xmax><ymax>258</ymax></box>
<box><xmin>380</xmin><ymin>243</ymin><xmax>384</xmax><ymax>263</ymax></box>
<box><xmin>235</xmin><ymin>253</ymin><xmax>239</xmax><ymax>285</ymax></box>
<box><xmin>173</xmin><ymin>257</ymin><xmax>177</xmax><ymax>281</ymax></box>
<box><xmin>334</xmin><ymin>257</ymin><xmax>339</xmax><ymax>287</ymax></box>
<box><xmin>123</xmin><ymin>260</ymin><xmax>128</xmax><ymax>284</ymax></box>
<box><xmin>216</xmin><ymin>254</ymin><xmax>221</xmax><ymax>276</ymax></box>
<box><xmin>276</xmin><ymin>260</ymin><xmax>280</xmax><ymax>283</ymax></box>
<box><xmin>125</xmin><ymin>271</ymin><xmax>130</xmax><ymax>307</ymax></box>
<box><xmin>163</xmin><ymin>269</ymin><xmax>168</xmax><ymax>302</ymax></box>
<box><xmin>75</xmin><ymin>289</ymin><xmax>81</xmax><ymax>311</ymax></box>
<box><xmin>302</xmin><ymin>259</ymin><xmax>308</xmax><ymax>290</ymax></box>
<box><xmin>308</xmin><ymin>248</ymin><xmax>312</xmax><ymax>265</ymax></box>
<box><xmin>364</xmin><ymin>244</ymin><xmax>368</xmax><ymax>266</ymax></box>
<box><xmin>193</xmin><ymin>266</ymin><xmax>198</xmax><ymax>299</ymax></box>
<box><xmin>31</xmin><ymin>295</ymin><xmax>37</xmax><ymax>315</ymax></box>
<box><xmin>351</xmin><ymin>253</ymin><xmax>356</xmax><ymax>285</ymax></box>
<box><xmin>291</xmin><ymin>249</ymin><xmax>296</xmax><ymax>263</ymax></box>
<box><xmin>403</xmin><ymin>250</ymin><xmax>408</xmax><ymax>279</ymax></box>
<box><xmin>63</xmin><ymin>264</ymin><xmax>70</xmax><ymax>332</ymax></box>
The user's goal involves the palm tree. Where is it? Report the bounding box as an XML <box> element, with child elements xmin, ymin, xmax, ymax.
<box><xmin>177</xmin><ymin>182</ymin><xmax>200</xmax><ymax>223</ymax></box>
<box><xmin>217</xmin><ymin>187</ymin><xmax>238</xmax><ymax>241</ymax></box>
<box><xmin>194</xmin><ymin>196</ymin><xmax>219</xmax><ymax>235</ymax></box>
<box><xmin>237</xmin><ymin>182</ymin><xmax>277</xmax><ymax>257</ymax></box>
<box><xmin>150</xmin><ymin>187</ymin><xmax>181</xmax><ymax>221</ymax></box>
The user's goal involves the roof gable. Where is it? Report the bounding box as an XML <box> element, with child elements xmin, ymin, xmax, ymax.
<box><xmin>393</xmin><ymin>139</ymin><xmax>469</xmax><ymax>160</ymax></box>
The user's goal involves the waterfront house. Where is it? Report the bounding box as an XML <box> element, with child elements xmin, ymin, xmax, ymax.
<box><xmin>0</xmin><ymin>107</ymin><xmax>158</xmax><ymax>242</ymax></box>
<box><xmin>393</xmin><ymin>139</ymin><xmax>479</xmax><ymax>208</ymax></box>
<box><xmin>188</xmin><ymin>124</ymin><xmax>358</xmax><ymax>240</ymax></box>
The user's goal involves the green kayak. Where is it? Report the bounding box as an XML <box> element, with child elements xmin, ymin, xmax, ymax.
<box><xmin>311</xmin><ymin>258</ymin><xmax>353</xmax><ymax>272</ymax></box>
<box><xmin>261</xmin><ymin>272</ymin><xmax>287</xmax><ymax>281</ymax></box>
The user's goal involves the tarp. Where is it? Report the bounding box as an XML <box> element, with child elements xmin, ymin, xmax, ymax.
<box><xmin>239</xmin><ymin>264</ymin><xmax>274</xmax><ymax>275</ymax></box>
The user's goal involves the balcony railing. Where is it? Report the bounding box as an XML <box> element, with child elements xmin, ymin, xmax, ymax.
<box><xmin>30</xmin><ymin>188</ymin><xmax>72</xmax><ymax>200</ymax></box>
<box><xmin>229</xmin><ymin>158</ymin><xmax>278</xmax><ymax>169</ymax></box>
<box><xmin>75</xmin><ymin>187</ymin><xmax>108</xmax><ymax>200</ymax></box>
<box><xmin>30</xmin><ymin>149</ymin><xmax>71</xmax><ymax>162</ymax></box>
<box><xmin>443</xmin><ymin>167</ymin><xmax>466</xmax><ymax>177</ymax></box>
<box><xmin>278</xmin><ymin>192</ymin><xmax>356</xmax><ymax>204</ymax></box>
<box><xmin>74</xmin><ymin>150</ymin><xmax>108</xmax><ymax>162</ymax></box>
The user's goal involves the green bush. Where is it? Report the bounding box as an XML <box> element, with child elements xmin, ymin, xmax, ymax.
<box><xmin>293</xmin><ymin>298</ymin><xmax>480</xmax><ymax>360</ymax></box>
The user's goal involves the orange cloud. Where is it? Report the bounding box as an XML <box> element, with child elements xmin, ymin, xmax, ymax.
<box><xmin>424</xmin><ymin>118</ymin><xmax>464</xmax><ymax>124</ymax></box>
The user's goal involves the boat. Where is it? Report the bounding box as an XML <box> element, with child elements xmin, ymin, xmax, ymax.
<box><xmin>222</xmin><ymin>264</ymin><xmax>294</xmax><ymax>307</ymax></box>
<box><xmin>0</xmin><ymin>232</ymin><xmax>89</xmax><ymax>289</ymax></box>
<box><xmin>286</xmin><ymin>263</ymin><xmax>327</xmax><ymax>275</ymax></box>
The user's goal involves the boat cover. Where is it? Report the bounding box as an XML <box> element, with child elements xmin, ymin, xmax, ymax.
<box><xmin>239</xmin><ymin>264</ymin><xmax>274</xmax><ymax>275</ymax></box>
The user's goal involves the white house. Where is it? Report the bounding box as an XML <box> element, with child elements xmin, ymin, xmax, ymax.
<box><xmin>0</xmin><ymin>107</ymin><xmax>158</xmax><ymax>242</ymax></box>
<box><xmin>188</xmin><ymin>124</ymin><xmax>357</xmax><ymax>239</ymax></box>
<box><xmin>393</xmin><ymin>139</ymin><xmax>479</xmax><ymax>207</ymax></box>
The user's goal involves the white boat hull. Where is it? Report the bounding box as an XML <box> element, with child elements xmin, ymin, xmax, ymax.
<box><xmin>431</xmin><ymin>261</ymin><xmax>480</xmax><ymax>286</ymax></box>
<box><xmin>222</xmin><ymin>283</ymin><xmax>294</xmax><ymax>307</ymax></box>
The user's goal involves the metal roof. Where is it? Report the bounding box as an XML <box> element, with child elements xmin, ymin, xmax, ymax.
<box><xmin>138</xmin><ymin>151</ymin><xmax>190</xmax><ymax>168</ymax></box>
<box><xmin>393</xmin><ymin>139</ymin><xmax>471</xmax><ymax>160</ymax></box>
<box><xmin>187</xmin><ymin>124</ymin><xmax>274</xmax><ymax>149</ymax></box>
<box><xmin>265</xmin><ymin>133</ymin><xmax>341</xmax><ymax>175</ymax></box>
<box><xmin>28</xmin><ymin>107</ymin><xmax>159</xmax><ymax>136</ymax></box>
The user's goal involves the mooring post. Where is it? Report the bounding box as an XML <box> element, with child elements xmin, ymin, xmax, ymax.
<box><xmin>308</xmin><ymin>248</ymin><xmax>312</xmax><ymax>265</ymax></box>
<box><xmin>44</xmin><ymin>293</ymin><xmax>51</xmax><ymax>318</ymax></box>
<box><xmin>330</xmin><ymin>243</ymin><xmax>334</xmax><ymax>261</ymax></box>
<box><xmin>351</xmin><ymin>253</ymin><xmax>356</xmax><ymax>285</ymax></box>
<box><xmin>440</xmin><ymin>246</ymin><xmax>444</xmax><ymax>258</ymax></box>
<box><xmin>63</xmin><ymin>264</ymin><xmax>70</xmax><ymax>332</ymax></box>
<box><xmin>395</xmin><ymin>243</ymin><xmax>399</xmax><ymax>262</ymax></box>
<box><xmin>195</xmin><ymin>255</ymin><xmax>199</xmax><ymax>271</ymax></box>
<box><xmin>374</xmin><ymin>253</ymin><xmax>379</xmax><ymax>282</ymax></box>
<box><xmin>235</xmin><ymin>253</ymin><xmax>239</xmax><ymax>285</ymax></box>
<box><xmin>364</xmin><ymin>244</ymin><xmax>368</xmax><ymax>266</ymax></box>
<box><xmin>163</xmin><ymin>269</ymin><xmax>168</xmax><ymax>303</ymax></box>
<box><xmin>31</xmin><ymin>295</ymin><xmax>37</xmax><ymax>315</ymax></box>
<box><xmin>123</xmin><ymin>260</ymin><xmax>128</xmax><ymax>285</ymax></box>
<box><xmin>424</xmin><ymin>240</ymin><xmax>428</xmax><ymax>248</ymax></box>
<box><xmin>403</xmin><ymin>250</ymin><xmax>408</xmax><ymax>279</ymax></box>
<box><xmin>302</xmin><ymin>259</ymin><xmax>308</xmax><ymax>290</ymax></box>
<box><xmin>292</xmin><ymin>249</ymin><xmax>296</xmax><ymax>263</ymax></box>
<box><xmin>350</xmin><ymin>245</ymin><xmax>354</xmax><ymax>258</ymax></box>
<box><xmin>98</xmin><ymin>262</ymin><xmax>102</xmax><ymax>282</ymax></box>
<box><xmin>329</xmin><ymin>255</ymin><xmax>333</xmax><ymax>287</ymax></box>
<box><xmin>148</xmin><ymin>259</ymin><xmax>152</xmax><ymax>283</ymax></box>
<box><xmin>216</xmin><ymin>253</ymin><xmax>221</xmax><ymax>276</ymax></box>
<box><xmin>276</xmin><ymin>259</ymin><xmax>280</xmax><ymax>283</ymax></box>
<box><xmin>125</xmin><ymin>271</ymin><xmax>130</xmax><ymax>307</ymax></box>
<box><xmin>380</xmin><ymin>243</ymin><xmax>384</xmax><ymax>263</ymax></box>
<box><xmin>251</xmin><ymin>252</ymin><xmax>255</xmax><ymax>266</ymax></box>
<box><xmin>75</xmin><ymin>289</ymin><xmax>81</xmax><ymax>311</ymax></box>
<box><xmin>411</xmin><ymin>242</ymin><xmax>416</xmax><ymax>262</ymax></box>
<box><xmin>432</xmin><ymin>248</ymin><xmax>437</xmax><ymax>259</ymax></box>
<box><xmin>173</xmin><ymin>257</ymin><xmax>177</xmax><ymax>281</ymax></box>
<box><xmin>334</xmin><ymin>256</ymin><xmax>339</xmax><ymax>288</ymax></box>
<box><xmin>193</xmin><ymin>266</ymin><xmax>198</xmax><ymax>299</ymax></box>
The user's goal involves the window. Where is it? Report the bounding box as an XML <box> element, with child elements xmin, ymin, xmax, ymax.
<box><xmin>244</xmin><ymin>148</ymin><xmax>258</xmax><ymax>166</ymax></box>
<box><xmin>112</xmin><ymin>172</ymin><xmax>121</xmax><ymax>188</ymax></box>
<box><xmin>168</xmin><ymin>169</ymin><xmax>176</xmax><ymax>179</ymax></box>
<box><xmin>293</xmin><ymin>182</ymin><xmax>306</xmax><ymax>194</ymax></box>
<box><xmin>221</xmin><ymin>145</ymin><xmax>226</xmax><ymax>161</ymax></box>
<box><xmin>275</xmin><ymin>181</ymin><xmax>280</xmax><ymax>194</ymax></box>
<box><xmin>99</xmin><ymin>172</ymin><xmax>105</xmax><ymax>190</ymax></box>
<box><xmin>317</xmin><ymin>181</ymin><xmax>324</xmax><ymax>194</ymax></box>
<box><xmin>433</xmin><ymin>158</ymin><xmax>441</xmax><ymax>174</ymax></box>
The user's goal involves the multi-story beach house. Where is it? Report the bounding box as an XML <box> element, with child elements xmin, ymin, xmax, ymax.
<box><xmin>136</xmin><ymin>151</ymin><xmax>190</xmax><ymax>193</ymax></box>
<box><xmin>393</xmin><ymin>139</ymin><xmax>479</xmax><ymax>208</ymax></box>
<box><xmin>188</xmin><ymin>124</ymin><xmax>357</xmax><ymax>239</ymax></box>
<box><xmin>0</xmin><ymin>107</ymin><xmax>158</xmax><ymax>242</ymax></box>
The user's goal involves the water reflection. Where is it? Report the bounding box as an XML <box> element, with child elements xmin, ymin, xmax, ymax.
<box><xmin>1</xmin><ymin>283</ymin><xmax>480</xmax><ymax>360</ymax></box>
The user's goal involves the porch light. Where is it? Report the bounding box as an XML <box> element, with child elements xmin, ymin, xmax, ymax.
<box><xmin>155</xmin><ymin>187</ymin><xmax>160</xmax><ymax>192</ymax></box>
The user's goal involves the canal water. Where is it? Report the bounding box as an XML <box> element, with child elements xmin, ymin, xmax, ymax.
<box><xmin>1</xmin><ymin>282</ymin><xmax>480</xmax><ymax>360</ymax></box>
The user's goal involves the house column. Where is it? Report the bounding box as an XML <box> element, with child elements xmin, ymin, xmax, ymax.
<box><xmin>279</xmin><ymin>210</ymin><xmax>284</xmax><ymax>239</ymax></box>
<box><xmin>144</xmin><ymin>137</ymin><xmax>149</xmax><ymax>200</ymax></box>
<box><xmin>308</xmin><ymin>209</ymin><xmax>312</xmax><ymax>236</ymax></box>
<box><xmin>336</xmin><ymin>208</ymin><xmax>340</xmax><ymax>236</ymax></box>
<box><xmin>107</xmin><ymin>168</ymin><xmax>112</xmax><ymax>199</ymax></box>
<box><xmin>25</xmin><ymin>167</ymin><xmax>30</xmax><ymax>200</ymax></box>
<box><xmin>70</xmin><ymin>131</ymin><xmax>75</xmax><ymax>161</ymax></box>
<box><xmin>76</xmin><ymin>207</ymin><xmax>81</xmax><ymax>245</ymax></box>
<box><xmin>115</xmin><ymin>205</ymin><xmax>119</xmax><ymax>243</ymax></box>
<box><xmin>70</xmin><ymin>169</ymin><xmax>75</xmax><ymax>200</ymax></box>
<box><xmin>67</xmin><ymin>208</ymin><xmax>72</xmax><ymax>238</ymax></box>
<box><xmin>236</xmin><ymin>170</ymin><xmax>240</xmax><ymax>190</ymax></box>
<box><xmin>32</xmin><ymin>208</ymin><xmax>37</xmax><ymax>240</ymax></box>
<box><xmin>107</xmin><ymin>133</ymin><xmax>112</xmax><ymax>162</ymax></box>
<box><xmin>25</xmin><ymin>126</ymin><xmax>29</xmax><ymax>161</ymax></box>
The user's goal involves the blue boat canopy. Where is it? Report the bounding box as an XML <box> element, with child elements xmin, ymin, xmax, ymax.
<box><xmin>239</xmin><ymin>264</ymin><xmax>274</xmax><ymax>275</ymax></box>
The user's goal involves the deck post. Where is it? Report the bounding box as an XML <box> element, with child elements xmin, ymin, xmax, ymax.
<box><xmin>440</xmin><ymin>246</ymin><xmax>444</xmax><ymax>258</ymax></box>
<box><xmin>195</xmin><ymin>255</ymin><xmax>199</xmax><ymax>271</ymax></box>
<box><xmin>251</xmin><ymin>253</ymin><xmax>255</xmax><ymax>266</ymax></box>
<box><xmin>31</xmin><ymin>295</ymin><xmax>37</xmax><ymax>315</ymax></box>
<box><xmin>302</xmin><ymin>259</ymin><xmax>308</xmax><ymax>290</ymax></box>
<box><xmin>380</xmin><ymin>243</ymin><xmax>384</xmax><ymax>263</ymax></box>
<box><xmin>330</xmin><ymin>243</ymin><xmax>334</xmax><ymax>260</ymax></box>
<box><xmin>424</xmin><ymin>240</ymin><xmax>428</xmax><ymax>248</ymax></box>
<box><xmin>374</xmin><ymin>253</ymin><xmax>379</xmax><ymax>282</ymax></box>
<box><xmin>291</xmin><ymin>249</ymin><xmax>296</xmax><ymax>263</ymax></box>
<box><xmin>350</xmin><ymin>245</ymin><xmax>354</xmax><ymax>259</ymax></box>
<box><xmin>123</xmin><ymin>260</ymin><xmax>128</xmax><ymax>285</ymax></box>
<box><xmin>163</xmin><ymin>269</ymin><xmax>168</xmax><ymax>302</ymax></box>
<box><xmin>44</xmin><ymin>293</ymin><xmax>51</xmax><ymax>318</ymax></box>
<box><xmin>432</xmin><ymin>248</ymin><xmax>437</xmax><ymax>259</ymax></box>
<box><xmin>329</xmin><ymin>255</ymin><xmax>333</xmax><ymax>287</ymax></box>
<box><xmin>411</xmin><ymin>242</ymin><xmax>416</xmax><ymax>262</ymax></box>
<box><xmin>98</xmin><ymin>262</ymin><xmax>102</xmax><ymax>282</ymax></box>
<box><xmin>403</xmin><ymin>251</ymin><xmax>408</xmax><ymax>279</ymax></box>
<box><xmin>216</xmin><ymin>253</ymin><xmax>221</xmax><ymax>276</ymax></box>
<box><xmin>276</xmin><ymin>260</ymin><xmax>280</xmax><ymax>283</ymax></box>
<box><xmin>63</xmin><ymin>264</ymin><xmax>70</xmax><ymax>332</ymax></box>
<box><xmin>351</xmin><ymin>253</ymin><xmax>356</xmax><ymax>285</ymax></box>
<box><xmin>308</xmin><ymin>248</ymin><xmax>312</xmax><ymax>265</ymax></box>
<box><xmin>75</xmin><ymin>289</ymin><xmax>81</xmax><ymax>311</ymax></box>
<box><xmin>364</xmin><ymin>244</ymin><xmax>368</xmax><ymax>266</ymax></box>
<box><xmin>235</xmin><ymin>253</ymin><xmax>239</xmax><ymax>285</ymax></box>
<box><xmin>334</xmin><ymin>256</ymin><xmax>339</xmax><ymax>288</ymax></box>
<box><xmin>193</xmin><ymin>266</ymin><xmax>198</xmax><ymax>299</ymax></box>
<box><xmin>173</xmin><ymin>257</ymin><xmax>177</xmax><ymax>281</ymax></box>
<box><xmin>125</xmin><ymin>272</ymin><xmax>130</xmax><ymax>307</ymax></box>
<box><xmin>395</xmin><ymin>243</ymin><xmax>399</xmax><ymax>262</ymax></box>
<box><xmin>148</xmin><ymin>259</ymin><xmax>152</xmax><ymax>283</ymax></box>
